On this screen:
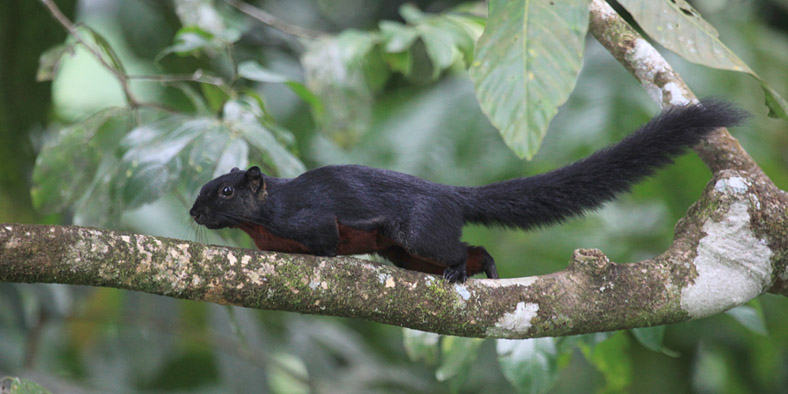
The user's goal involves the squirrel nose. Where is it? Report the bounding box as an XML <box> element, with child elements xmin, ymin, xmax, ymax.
<box><xmin>190</xmin><ymin>207</ymin><xmax>202</xmax><ymax>221</ymax></box>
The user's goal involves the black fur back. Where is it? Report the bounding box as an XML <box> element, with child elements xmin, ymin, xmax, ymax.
<box><xmin>460</xmin><ymin>99</ymin><xmax>749</xmax><ymax>230</ymax></box>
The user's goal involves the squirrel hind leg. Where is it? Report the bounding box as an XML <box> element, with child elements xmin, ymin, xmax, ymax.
<box><xmin>466</xmin><ymin>245</ymin><xmax>499</xmax><ymax>279</ymax></box>
<box><xmin>378</xmin><ymin>246</ymin><xmax>446</xmax><ymax>275</ymax></box>
<box><xmin>442</xmin><ymin>262</ymin><xmax>468</xmax><ymax>283</ymax></box>
<box><xmin>377</xmin><ymin>244</ymin><xmax>497</xmax><ymax>283</ymax></box>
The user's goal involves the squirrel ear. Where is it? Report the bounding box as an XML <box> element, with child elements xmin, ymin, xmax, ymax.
<box><xmin>230</xmin><ymin>167</ymin><xmax>240</xmax><ymax>173</ymax></box>
<box><xmin>245</xmin><ymin>166</ymin><xmax>265</xmax><ymax>194</ymax></box>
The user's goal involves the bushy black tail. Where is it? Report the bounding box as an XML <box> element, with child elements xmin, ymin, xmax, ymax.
<box><xmin>460</xmin><ymin>99</ymin><xmax>749</xmax><ymax>230</ymax></box>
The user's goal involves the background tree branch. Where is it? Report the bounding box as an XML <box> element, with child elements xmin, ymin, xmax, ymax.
<box><xmin>588</xmin><ymin>0</ymin><xmax>763</xmax><ymax>176</ymax></box>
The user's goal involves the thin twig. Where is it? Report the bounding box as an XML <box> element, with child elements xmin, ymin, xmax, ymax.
<box><xmin>127</xmin><ymin>71</ymin><xmax>225</xmax><ymax>86</ymax></box>
<box><xmin>41</xmin><ymin>0</ymin><xmax>140</xmax><ymax>108</ymax></box>
<box><xmin>225</xmin><ymin>0</ymin><xmax>324</xmax><ymax>40</ymax></box>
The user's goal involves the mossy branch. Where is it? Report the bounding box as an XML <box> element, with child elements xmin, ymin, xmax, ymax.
<box><xmin>2</xmin><ymin>170</ymin><xmax>786</xmax><ymax>338</ymax></box>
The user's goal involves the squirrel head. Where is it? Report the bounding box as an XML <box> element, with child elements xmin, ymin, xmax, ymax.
<box><xmin>190</xmin><ymin>166</ymin><xmax>268</xmax><ymax>229</ymax></box>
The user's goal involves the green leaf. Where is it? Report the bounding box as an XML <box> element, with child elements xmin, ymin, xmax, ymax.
<box><xmin>173</xmin><ymin>0</ymin><xmax>241</xmax><ymax>42</ymax></box>
<box><xmin>284</xmin><ymin>81</ymin><xmax>324</xmax><ymax>116</ymax></box>
<box><xmin>168</xmin><ymin>81</ymin><xmax>211</xmax><ymax>115</ymax></box>
<box><xmin>631</xmin><ymin>326</ymin><xmax>664</xmax><ymax>352</ymax></box>
<box><xmin>157</xmin><ymin>25</ymin><xmax>233</xmax><ymax>61</ymax></box>
<box><xmin>399</xmin><ymin>3</ymin><xmax>427</xmax><ymax>24</ymax></box>
<box><xmin>77</xmin><ymin>25</ymin><xmax>127</xmax><ymax>75</ymax></box>
<box><xmin>268</xmin><ymin>352</ymin><xmax>310</xmax><ymax>394</ymax></box>
<box><xmin>402</xmin><ymin>328</ymin><xmax>440</xmax><ymax>364</ymax></box>
<box><xmin>117</xmin><ymin>112</ymin><xmax>266</xmax><ymax>210</ymax></box>
<box><xmin>173</xmin><ymin>0</ymin><xmax>224</xmax><ymax>33</ymax></box>
<box><xmin>725</xmin><ymin>303</ymin><xmax>768</xmax><ymax>336</ymax></box>
<box><xmin>238</xmin><ymin>61</ymin><xmax>323</xmax><ymax>113</ymax></box>
<box><xmin>692</xmin><ymin>343</ymin><xmax>728</xmax><ymax>393</ymax></box>
<box><xmin>617</xmin><ymin>0</ymin><xmax>745</xmax><ymax>72</ymax></box>
<box><xmin>114</xmin><ymin>100</ymin><xmax>302</xmax><ymax>210</ymax></box>
<box><xmin>379</xmin><ymin>22</ymin><xmax>417</xmax><ymax>76</ymax></box>
<box><xmin>201</xmin><ymin>81</ymin><xmax>231</xmax><ymax>114</ymax></box>
<box><xmin>471</xmin><ymin>0</ymin><xmax>591</xmax><ymax>159</ymax></box>
<box><xmin>382</xmin><ymin>50</ymin><xmax>413</xmax><ymax>76</ymax></box>
<box><xmin>120</xmin><ymin>116</ymin><xmax>213</xmax><ymax>208</ymax></box>
<box><xmin>435</xmin><ymin>336</ymin><xmax>484</xmax><ymax>384</ymax></box>
<box><xmin>238</xmin><ymin>60</ymin><xmax>290</xmax><ymax>83</ymax></box>
<box><xmin>587</xmin><ymin>331</ymin><xmax>632</xmax><ymax>394</ymax></box>
<box><xmin>380</xmin><ymin>5</ymin><xmax>484</xmax><ymax>80</ymax></box>
<box><xmin>184</xmin><ymin>125</ymin><xmax>247</xmax><ymax>193</ymax></box>
<box><xmin>497</xmin><ymin>338</ymin><xmax>559</xmax><ymax>394</ymax></box>
<box><xmin>172</xmin><ymin>26</ymin><xmax>218</xmax><ymax>56</ymax></box>
<box><xmin>222</xmin><ymin>99</ymin><xmax>306</xmax><ymax>177</ymax></box>
<box><xmin>617</xmin><ymin>0</ymin><xmax>788</xmax><ymax>120</ymax></box>
<box><xmin>72</xmin><ymin>156</ymin><xmax>123</xmax><ymax>226</ymax></box>
<box><xmin>763</xmin><ymin>84</ymin><xmax>788</xmax><ymax>119</ymax></box>
<box><xmin>301</xmin><ymin>31</ymin><xmax>385</xmax><ymax>147</ymax></box>
<box><xmin>631</xmin><ymin>326</ymin><xmax>680</xmax><ymax>357</ymax></box>
<box><xmin>379</xmin><ymin>21</ymin><xmax>419</xmax><ymax>53</ymax></box>
<box><xmin>411</xmin><ymin>11</ymin><xmax>482</xmax><ymax>76</ymax></box>
<box><xmin>36</xmin><ymin>43</ymin><xmax>75</xmax><ymax>82</ymax></box>
<box><xmin>1</xmin><ymin>376</ymin><xmax>53</xmax><ymax>394</ymax></box>
<box><xmin>32</xmin><ymin>107</ymin><xmax>130</xmax><ymax>213</ymax></box>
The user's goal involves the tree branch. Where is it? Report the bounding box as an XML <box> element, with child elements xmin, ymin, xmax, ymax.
<box><xmin>588</xmin><ymin>0</ymin><xmax>762</xmax><ymax>176</ymax></box>
<box><xmin>225</xmin><ymin>0</ymin><xmax>324</xmax><ymax>40</ymax></box>
<box><xmin>41</xmin><ymin>0</ymin><xmax>139</xmax><ymax>109</ymax></box>
<box><xmin>2</xmin><ymin>170</ymin><xmax>786</xmax><ymax>338</ymax></box>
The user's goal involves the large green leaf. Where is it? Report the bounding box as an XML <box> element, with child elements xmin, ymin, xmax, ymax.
<box><xmin>157</xmin><ymin>25</ymin><xmax>238</xmax><ymax>61</ymax></box>
<box><xmin>471</xmin><ymin>0</ymin><xmax>591</xmax><ymax>159</ymax></box>
<box><xmin>497</xmin><ymin>338</ymin><xmax>559</xmax><ymax>394</ymax></box>
<box><xmin>402</xmin><ymin>328</ymin><xmax>440</xmax><ymax>364</ymax></box>
<box><xmin>725</xmin><ymin>302</ymin><xmax>768</xmax><ymax>337</ymax></box>
<box><xmin>238</xmin><ymin>60</ymin><xmax>323</xmax><ymax>114</ymax></box>
<box><xmin>222</xmin><ymin>100</ymin><xmax>306</xmax><ymax>177</ymax></box>
<box><xmin>118</xmin><ymin>99</ymin><xmax>304</xmax><ymax>209</ymax></box>
<box><xmin>397</xmin><ymin>4</ymin><xmax>484</xmax><ymax>78</ymax></box>
<box><xmin>120</xmin><ymin>116</ymin><xmax>216</xmax><ymax>208</ymax></box>
<box><xmin>631</xmin><ymin>326</ymin><xmax>664</xmax><ymax>352</ymax></box>
<box><xmin>379</xmin><ymin>4</ymin><xmax>484</xmax><ymax>80</ymax></box>
<box><xmin>617</xmin><ymin>0</ymin><xmax>788</xmax><ymax>119</ymax></box>
<box><xmin>0</xmin><ymin>376</ymin><xmax>53</xmax><ymax>394</ymax></box>
<box><xmin>435</xmin><ymin>336</ymin><xmax>484</xmax><ymax>388</ymax></box>
<box><xmin>583</xmin><ymin>331</ymin><xmax>632</xmax><ymax>394</ymax></box>
<box><xmin>300</xmin><ymin>31</ymin><xmax>386</xmax><ymax>147</ymax></box>
<box><xmin>32</xmin><ymin>107</ymin><xmax>130</xmax><ymax>213</ymax></box>
<box><xmin>173</xmin><ymin>0</ymin><xmax>226</xmax><ymax>36</ymax></box>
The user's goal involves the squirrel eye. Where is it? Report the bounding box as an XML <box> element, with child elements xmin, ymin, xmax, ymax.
<box><xmin>220</xmin><ymin>185</ymin><xmax>234</xmax><ymax>198</ymax></box>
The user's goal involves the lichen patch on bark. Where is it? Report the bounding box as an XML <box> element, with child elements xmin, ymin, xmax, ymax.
<box><xmin>628</xmin><ymin>38</ymin><xmax>671</xmax><ymax>102</ymax></box>
<box><xmin>714</xmin><ymin>177</ymin><xmax>750</xmax><ymax>195</ymax></box>
<box><xmin>680</xmin><ymin>202</ymin><xmax>773</xmax><ymax>318</ymax></box>
<box><xmin>486</xmin><ymin>302</ymin><xmax>540</xmax><ymax>337</ymax></box>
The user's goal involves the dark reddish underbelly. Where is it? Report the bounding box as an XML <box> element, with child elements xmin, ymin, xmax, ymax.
<box><xmin>236</xmin><ymin>222</ymin><xmax>389</xmax><ymax>255</ymax></box>
<box><xmin>336</xmin><ymin>224</ymin><xmax>392</xmax><ymax>255</ymax></box>
<box><xmin>237</xmin><ymin>222</ymin><xmax>485</xmax><ymax>277</ymax></box>
<box><xmin>237</xmin><ymin>222</ymin><xmax>311</xmax><ymax>253</ymax></box>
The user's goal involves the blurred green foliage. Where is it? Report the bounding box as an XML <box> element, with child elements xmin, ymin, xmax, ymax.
<box><xmin>1</xmin><ymin>0</ymin><xmax>787</xmax><ymax>393</ymax></box>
